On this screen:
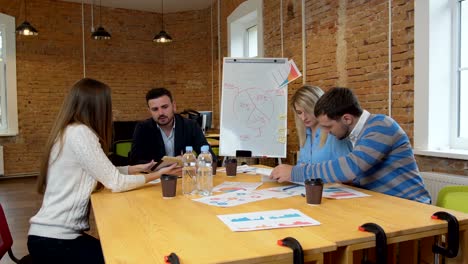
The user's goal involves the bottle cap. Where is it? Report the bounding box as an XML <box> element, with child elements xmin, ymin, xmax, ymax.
<box><xmin>201</xmin><ymin>145</ymin><xmax>209</xmax><ymax>152</ymax></box>
<box><xmin>185</xmin><ymin>146</ymin><xmax>193</xmax><ymax>152</ymax></box>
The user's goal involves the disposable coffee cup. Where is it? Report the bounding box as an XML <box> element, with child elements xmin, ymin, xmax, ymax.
<box><xmin>304</xmin><ymin>178</ymin><xmax>323</xmax><ymax>205</ymax></box>
<box><xmin>225</xmin><ymin>159</ymin><xmax>237</xmax><ymax>177</ymax></box>
<box><xmin>161</xmin><ymin>174</ymin><xmax>178</xmax><ymax>199</ymax></box>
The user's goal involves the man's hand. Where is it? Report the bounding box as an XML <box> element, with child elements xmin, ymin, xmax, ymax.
<box><xmin>269</xmin><ymin>164</ymin><xmax>293</xmax><ymax>183</ymax></box>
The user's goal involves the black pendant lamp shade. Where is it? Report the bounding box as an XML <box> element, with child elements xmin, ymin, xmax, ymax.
<box><xmin>92</xmin><ymin>26</ymin><xmax>111</xmax><ymax>40</ymax></box>
<box><xmin>153</xmin><ymin>0</ymin><xmax>172</xmax><ymax>43</ymax></box>
<box><xmin>92</xmin><ymin>0</ymin><xmax>111</xmax><ymax>40</ymax></box>
<box><xmin>16</xmin><ymin>21</ymin><xmax>38</xmax><ymax>36</ymax></box>
<box><xmin>16</xmin><ymin>0</ymin><xmax>38</xmax><ymax>36</ymax></box>
<box><xmin>154</xmin><ymin>30</ymin><xmax>172</xmax><ymax>43</ymax></box>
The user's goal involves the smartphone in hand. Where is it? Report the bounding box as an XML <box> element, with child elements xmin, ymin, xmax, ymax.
<box><xmin>150</xmin><ymin>156</ymin><xmax>183</xmax><ymax>171</ymax></box>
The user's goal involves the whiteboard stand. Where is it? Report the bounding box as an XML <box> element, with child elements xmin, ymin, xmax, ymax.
<box><xmin>220</xmin><ymin>58</ymin><xmax>288</xmax><ymax>158</ymax></box>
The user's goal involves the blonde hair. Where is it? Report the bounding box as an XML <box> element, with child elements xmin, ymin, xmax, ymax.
<box><xmin>290</xmin><ymin>85</ymin><xmax>327</xmax><ymax>148</ymax></box>
<box><xmin>37</xmin><ymin>78</ymin><xmax>113</xmax><ymax>193</ymax></box>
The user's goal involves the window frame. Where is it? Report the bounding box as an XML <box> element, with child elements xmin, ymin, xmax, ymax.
<box><xmin>414</xmin><ymin>0</ymin><xmax>468</xmax><ymax>159</ymax></box>
<box><xmin>0</xmin><ymin>13</ymin><xmax>19</xmax><ymax>136</ymax></box>
<box><xmin>452</xmin><ymin>0</ymin><xmax>468</xmax><ymax>147</ymax></box>
<box><xmin>246</xmin><ymin>24</ymin><xmax>258</xmax><ymax>57</ymax></box>
<box><xmin>227</xmin><ymin>0</ymin><xmax>263</xmax><ymax>58</ymax></box>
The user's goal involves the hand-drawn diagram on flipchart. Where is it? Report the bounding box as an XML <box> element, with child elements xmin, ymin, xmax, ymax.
<box><xmin>220</xmin><ymin>58</ymin><xmax>301</xmax><ymax>158</ymax></box>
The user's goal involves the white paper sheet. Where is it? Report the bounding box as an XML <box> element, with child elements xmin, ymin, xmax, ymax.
<box><xmin>192</xmin><ymin>190</ymin><xmax>273</xmax><ymax>207</ymax></box>
<box><xmin>212</xmin><ymin>181</ymin><xmax>263</xmax><ymax>193</ymax></box>
<box><xmin>217</xmin><ymin>209</ymin><xmax>320</xmax><ymax>232</ymax></box>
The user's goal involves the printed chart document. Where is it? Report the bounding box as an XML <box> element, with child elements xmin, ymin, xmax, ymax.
<box><xmin>193</xmin><ymin>190</ymin><xmax>272</xmax><ymax>207</ymax></box>
<box><xmin>217</xmin><ymin>165</ymin><xmax>257</xmax><ymax>174</ymax></box>
<box><xmin>212</xmin><ymin>182</ymin><xmax>263</xmax><ymax>193</ymax></box>
<box><xmin>217</xmin><ymin>209</ymin><xmax>320</xmax><ymax>232</ymax></box>
<box><xmin>257</xmin><ymin>185</ymin><xmax>305</xmax><ymax>198</ymax></box>
<box><xmin>322</xmin><ymin>185</ymin><xmax>370</xmax><ymax>199</ymax></box>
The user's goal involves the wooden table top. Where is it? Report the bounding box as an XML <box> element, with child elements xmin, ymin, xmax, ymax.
<box><xmin>91</xmin><ymin>170</ymin><xmax>468</xmax><ymax>264</ymax></box>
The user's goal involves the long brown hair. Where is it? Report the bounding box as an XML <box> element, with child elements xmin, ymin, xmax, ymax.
<box><xmin>290</xmin><ymin>85</ymin><xmax>327</xmax><ymax>148</ymax></box>
<box><xmin>37</xmin><ymin>78</ymin><xmax>113</xmax><ymax>193</ymax></box>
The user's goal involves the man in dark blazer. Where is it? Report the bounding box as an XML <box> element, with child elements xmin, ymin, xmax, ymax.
<box><xmin>129</xmin><ymin>88</ymin><xmax>216</xmax><ymax>165</ymax></box>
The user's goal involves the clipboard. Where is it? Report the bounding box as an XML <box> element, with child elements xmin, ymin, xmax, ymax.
<box><xmin>151</xmin><ymin>156</ymin><xmax>183</xmax><ymax>171</ymax></box>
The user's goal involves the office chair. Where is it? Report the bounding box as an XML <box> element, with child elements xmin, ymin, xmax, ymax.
<box><xmin>0</xmin><ymin>204</ymin><xmax>32</xmax><ymax>263</ymax></box>
<box><xmin>114</xmin><ymin>140</ymin><xmax>132</xmax><ymax>158</ymax></box>
<box><xmin>110</xmin><ymin>139</ymin><xmax>132</xmax><ymax>166</ymax></box>
<box><xmin>436</xmin><ymin>186</ymin><xmax>468</xmax><ymax>213</ymax></box>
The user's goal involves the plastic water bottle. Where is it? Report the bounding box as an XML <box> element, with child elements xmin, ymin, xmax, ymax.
<box><xmin>182</xmin><ymin>146</ymin><xmax>197</xmax><ymax>195</ymax></box>
<box><xmin>197</xmin><ymin>145</ymin><xmax>213</xmax><ymax>196</ymax></box>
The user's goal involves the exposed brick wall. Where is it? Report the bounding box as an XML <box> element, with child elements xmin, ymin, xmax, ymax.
<box><xmin>260</xmin><ymin>0</ymin><xmax>468</xmax><ymax>174</ymax></box>
<box><xmin>416</xmin><ymin>156</ymin><xmax>468</xmax><ymax>176</ymax></box>
<box><xmin>1</xmin><ymin>0</ymin><xmax>467</xmax><ymax>176</ymax></box>
<box><xmin>0</xmin><ymin>0</ymin><xmax>213</xmax><ymax>175</ymax></box>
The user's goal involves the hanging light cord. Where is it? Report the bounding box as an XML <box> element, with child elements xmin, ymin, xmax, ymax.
<box><xmin>161</xmin><ymin>0</ymin><xmax>165</xmax><ymax>30</ymax></box>
<box><xmin>280</xmin><ymin>0</ymin><xmax>284</xmax><ymax>57</ymax></box>
<box><xmin>99</xmin><ymin>0</ymin><xmax>102</xmax><ymax>26</ymax></box>
<box><xmin>24</xmin><ymin>0</ymin><xmax>28</xmax><ymax>21</ymax></box>
<box><xmin>91</xmin><ymin>0</ymin><xmax>94</xmax><ymax>32</ymax></box>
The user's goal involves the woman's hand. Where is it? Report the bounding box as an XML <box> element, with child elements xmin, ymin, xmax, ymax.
<box><xmin>128</xmin><ymin>160</ymin><xmax>156</xmax><ymax>174</ymax></box>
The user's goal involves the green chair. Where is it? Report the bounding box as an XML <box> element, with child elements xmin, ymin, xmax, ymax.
<box><xmin>110</xmin><ymin>140</ymin><xmax>132</xmax><ymax>166</ymax></box>
<box><xmin>436</xmin><ymin>186</ymin><xmax>468</xmax><ymax>213</ymax></box>
<box><xmin>212</xmin><ymin>147</ymin><xmax>219</xmax><ymax>157</ymax></box>
<box><xmin>114</xmin><ymin>140</ymin><xmax>132</xmax><ymax>158</ymax></box>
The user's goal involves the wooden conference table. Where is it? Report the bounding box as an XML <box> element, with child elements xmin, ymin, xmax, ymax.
<box><xmin>91</xmin><ymin>169</ymin><xmax>468</xmax><ymax>264</ymax></box>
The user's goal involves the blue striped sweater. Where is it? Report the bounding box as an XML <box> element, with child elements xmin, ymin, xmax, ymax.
<box><xmin>291</xmin><ymin>114</ymin><xmax>431</xmax><ymax>204</ymax></box>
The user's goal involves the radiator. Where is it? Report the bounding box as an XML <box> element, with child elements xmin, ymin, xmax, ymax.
<box><xmin>420</xmin><ymin>172</ymin><xmax>468</xmax><ymax>205</ymax></box>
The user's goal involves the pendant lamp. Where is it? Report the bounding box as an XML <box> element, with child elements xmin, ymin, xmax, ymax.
<box><xmin>153</xmin><ymin>0</ymin><xmax>172</xmax><ymax>43</ymax></box>
<box><xmin>91</xmin><ymin>0</ymin><xmax>111</xmax><ymax>40</ymax></box>
<box><xmin>16</xmin><ymin>0</ymin><xmax>38</xmax><ymax>36</ymax></box>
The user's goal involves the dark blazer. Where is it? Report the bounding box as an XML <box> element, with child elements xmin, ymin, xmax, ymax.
<box><xmin>129</xmin><ymin>114</ymin><xmax>217</xmax><ymax>165</ymax></box>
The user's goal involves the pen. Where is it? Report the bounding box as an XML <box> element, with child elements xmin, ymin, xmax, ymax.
<box><xmin>282</xmin><ymin>185</ymin><xmax>300</xmax><ymax>191</ymax></box>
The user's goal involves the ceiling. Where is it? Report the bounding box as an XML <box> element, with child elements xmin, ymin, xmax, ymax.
<box><xmin>62</xmin><ymin>0</ymin><xmax>216</xmax><ymax>13</ymax></box>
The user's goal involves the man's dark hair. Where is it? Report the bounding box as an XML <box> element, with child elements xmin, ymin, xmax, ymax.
<box><xmin>314</xmin><ymin>87</ymin><xmax>363</xmax><ymax>120</ymax></box>
<box><xmin>146</xmin><ymin>88</ymin><xmax>173</xmax><ymax>104</ymax></box>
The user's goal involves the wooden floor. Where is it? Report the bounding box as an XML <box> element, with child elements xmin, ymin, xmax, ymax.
<box><xmin>0</xmin><ymin>177</ymin><xmax>98</xmax><ymax>264</ymax></box>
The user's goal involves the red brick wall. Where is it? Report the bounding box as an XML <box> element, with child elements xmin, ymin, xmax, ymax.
<box><xmin>0</xmin><ymin>0</ymin><xmax>213</xmax><ymax>175</ymax></box>
<box><xmin>260</xmin><ymin>0</ymin><xmax>467</xmax><ymax>174</ymax></box>
<box><xmin>1</xmin><ymin>0</ymin><xmax>467</xmax><ymax>176</ymax></box>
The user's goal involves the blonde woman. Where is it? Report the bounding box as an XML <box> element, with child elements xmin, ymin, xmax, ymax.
<box><xmin>27</xmin><ymin>78</ymin><xmax>180</xmax><ymax>264</ymax></box>
<box><xmin>270</xmin><ymin>85</ymin><xmax>352</xmax><ymax>183</ymax></box>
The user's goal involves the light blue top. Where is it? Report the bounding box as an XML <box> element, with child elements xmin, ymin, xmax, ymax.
<box><xmin>291</xmin><ymin>114</ymin><xmax>431</xmax><ymax>204</ymax></box>
<box><xmin>294</xmin><ymin>127</ymin><xmax>352</xmax><ymax>183</ymax></box>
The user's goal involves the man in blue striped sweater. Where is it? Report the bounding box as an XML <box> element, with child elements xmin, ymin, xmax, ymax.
<box><xmin>270</xmin><ymin>87</ymin><xmax>431</xmax><ymax>203</ymax></box>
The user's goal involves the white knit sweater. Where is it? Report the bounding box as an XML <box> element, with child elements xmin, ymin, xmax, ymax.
<box><xmin>29</xmin><ymin>124</ymin><xmax>146</xmax><ymax>239</ymax></box>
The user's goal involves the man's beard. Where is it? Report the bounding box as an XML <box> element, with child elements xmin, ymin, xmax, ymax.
<box><xmin>338</xmin><ymin>124</ymin><xmax>351</xmax><ymax>140</ymax></box>
<box><xmin>157</xmin><ymin>115</ymin><xmax>173</xmax><ymax>126</ymax></box>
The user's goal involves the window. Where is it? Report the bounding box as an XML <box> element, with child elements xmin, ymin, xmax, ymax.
<box><xmin>457</xmin><ymin>0</ymin><xmax>467</xmax><ymax>139</ymax></box>
<box><xmin>0</xmin><ymin>13</ymin><xmax>18</xmax><ymax>136</ymax></box>
<box><xmin>227</xmin><ymin>0</ymin><xmax>263</xmax><ymax>58</ymax></box>
<box><xmin>414</xmin><ymin>0</ymin><xmax>468</xmax><ymax>159</ymax></box>
<box><xmin>247</xmin><ymin>25</ymin><xmax>258</xmax><ymax>57</ymax></box>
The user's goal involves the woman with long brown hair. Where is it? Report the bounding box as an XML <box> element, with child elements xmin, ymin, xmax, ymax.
<box><xmin>27</xmin><ymin>78</ymin><xmax>180</xmax><ymax>263</ymax></box>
